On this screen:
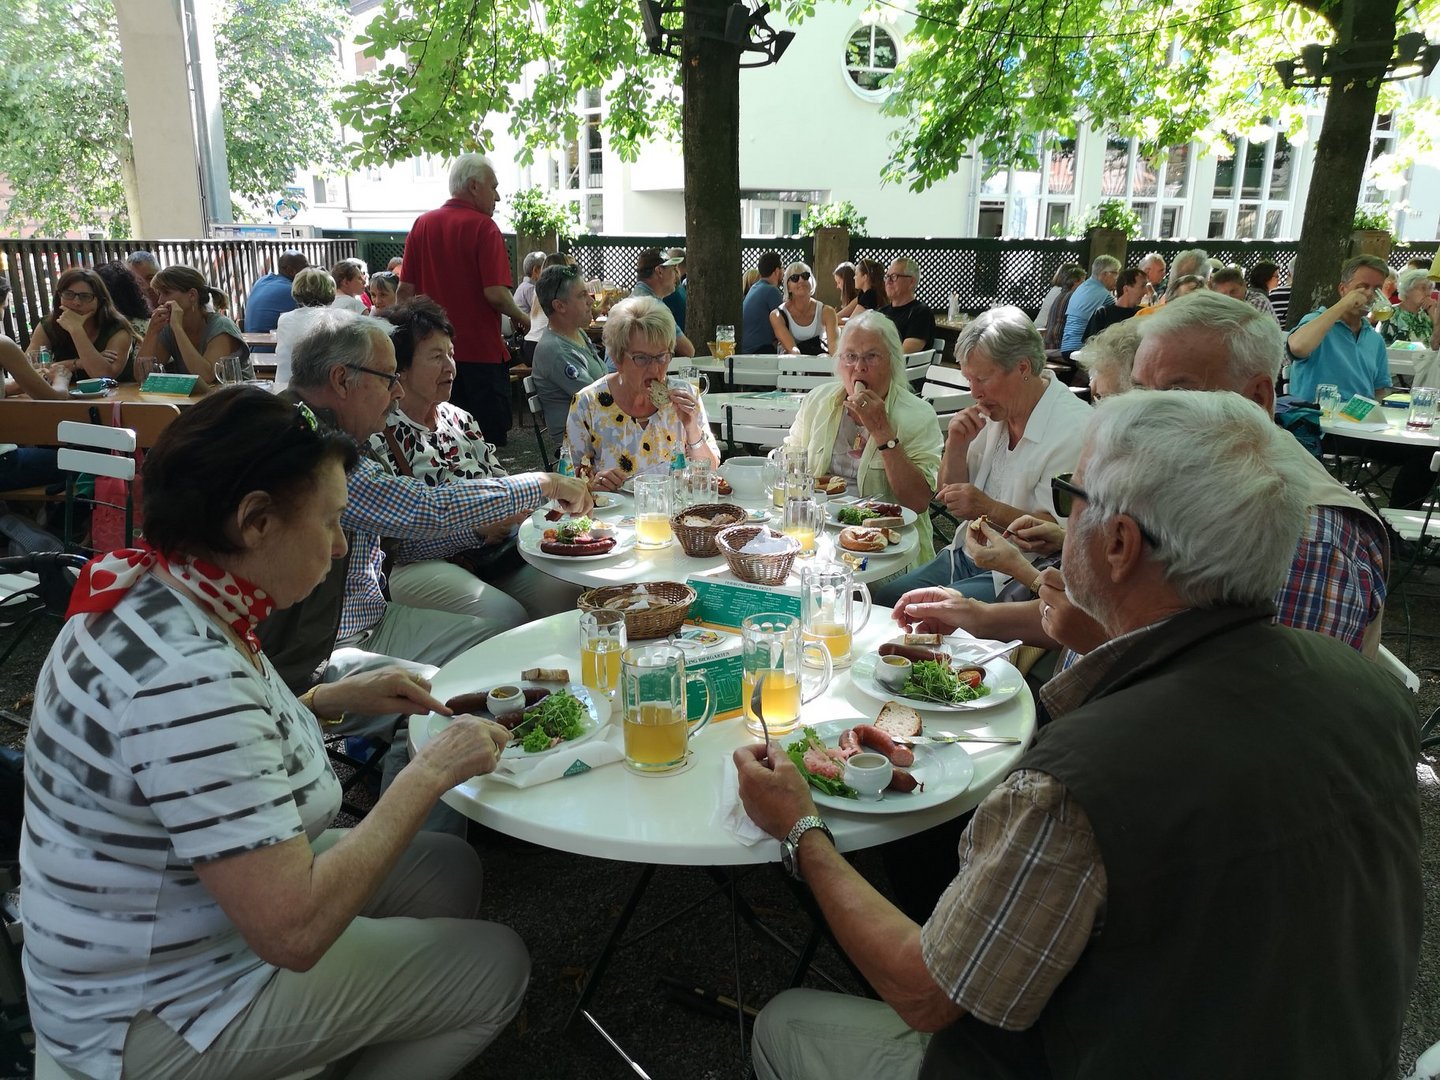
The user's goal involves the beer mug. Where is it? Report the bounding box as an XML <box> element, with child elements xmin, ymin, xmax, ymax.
<box><xmin>634</xmin><ymin>474</ymin><xmax>675</xmax><ymax>548</ymax></box>
<box><xmin>766</xmin><ymin>446</ymin><xmax>811</xmax><ymax>508</ymax></box>
<box><xmin>673</xmin><ymin>363</ymin><xmax>709</xmax><ymax>396</ymax></box>
<box><xmin>800</xmin><ymin>560</ymin><xmax>873</xmax><ymax>669</ymax></box>
<box><xmin>713</xmin><ymin>325</ymin><xmax>736</xmax><ymax>362</ymax></box>
<box><xmin>1407</xmin><ymin>386</ymin><xmax>1438</xmax><ymax>431</ymax></box>
<box><xmin>679</xmin><ymin>461</ymin><xmax>720</xmax><ymax>504</ymax></box>
<box><xmin>620</xmin><ymin>644</ymin><xmax>715</xmax><ymax>773</ymax></box>
<box><xmin>782</xmin><ymin>497</ymin><xmax>824</xmax><ymax>558</ymax></box>
<box><xmin>580</xmin><ymin>609</ymin><xmax>627</xmax><ymax>698</ymax></box>
<box><xmin>213</xmin><ymin>353</ymin><xmax>246</xmax><ymax>385</ymax></box>
<box><xmin>741</xmin><ymin>613</ymin><xmax>832</xmax><ymax>738</ymax></box>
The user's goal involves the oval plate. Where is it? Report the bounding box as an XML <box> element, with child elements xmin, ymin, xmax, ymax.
<box><xmin>783</xmin><ymin>719</ymin><xmax>974</xmax><ymax>815</ymax></box>
<box><xmin>849</xmin><ymin>651</ymin><xmax>1025</xmax><ymax>712</ymax></box>
<box><xmin>519</xmin><ymin>524</ymin><xmax>636</xmax><ymax>562</ymax></box>
<box><xmin>437</xmin><ymin>683</ymin><xmax>606</xmax><ymax>758</ymax></box>
<box><xmin>825</xmin><ymin>501</ymin><xmax>919</xmax><ymax>529</ymax></box>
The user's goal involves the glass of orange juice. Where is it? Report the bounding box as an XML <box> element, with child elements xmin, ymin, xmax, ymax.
<box><xmin>619</xmin><ymin>645</ymin><xmax>715</xmax><ymax>773</ymax></box>
<box><xmin>634</xmin><ymin>474</ymin><xmax>674</xmax><ymax>548</ymax></box>
<box><xmin>800</xmin><ymin>561</ymin><xmax>873</xmax><ymax>669</ymax></box>
<box><xmin>782</xmin><ymin>497</ymin><xmax>823</xmax><ymax>558</ymax></box>
<box><xmin>741</xmin><ymin>613</ymin><xmax>832</xmax><ymax>738</ymax></box>
<box><xmin>580</xmin><ymin>609</ymin><xmax>626</xmax><ymax>699</ymax></box>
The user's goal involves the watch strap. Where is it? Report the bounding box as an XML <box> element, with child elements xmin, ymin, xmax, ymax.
<box><xmin>878</xmin><ymin>436</ymin><xmax>901</xmax><ymax>451</ymax></box>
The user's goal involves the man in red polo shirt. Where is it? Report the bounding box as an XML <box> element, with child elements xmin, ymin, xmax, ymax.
<box><xmin>400</xmin><ymin>153</ymin><xmax>530</xmax><ymax>444</ymax></box>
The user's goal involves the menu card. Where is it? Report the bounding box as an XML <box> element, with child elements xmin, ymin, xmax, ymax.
<box><xmin>673</xmin><ymin>625</ymin><xmax>745</xmax><ymax>723</ymax></box>
<box><xmin>140</xmin><ymin>373</ymin><xmax>200</xmax><ymax>396</ymax></box>
<box><xmin>1338</xmin><ymin>394</ymin><xmax>1379</xmax><ymax>422</ymax></box>
<box><xmin>686</xmin><ymin>575</ymin><xmax>801</xmax><ymax>631</ymax></box>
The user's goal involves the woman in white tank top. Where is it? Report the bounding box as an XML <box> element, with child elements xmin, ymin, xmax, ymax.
<box><xmin>770</xmin><ymin>260</ymin><xmax>839</xmax><ymax>356</ymax></box>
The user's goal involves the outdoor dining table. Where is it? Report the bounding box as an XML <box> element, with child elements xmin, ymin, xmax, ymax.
<box><xmin>409</xmin><ymin>607</ymin><xmax>1036</xmax><ymax>1064</ymax></box>
<box><xmin>1322</xmin><ymin>404</ymin><xmax>1440</xmax><ymax>450</ymax></box>
<box><xmin>1388</xmin><ymin>345</ymin><xmax>1439</xmax><ymax>387</ymax></box>
<box><xmin>515</xmin><ymin>482</ymin><xmax>923</xmax><ymax>589</ymax></box>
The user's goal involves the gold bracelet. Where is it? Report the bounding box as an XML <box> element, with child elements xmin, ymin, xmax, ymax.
<box><xmin>1030</xmin><ymin>573</ymin><xmax>1046</xmax><ymax>596</ymax></box>
<box><xmin>298</xmin><ymin>686</ymin><xmax>345</xmax><ymax>725</ymax></box>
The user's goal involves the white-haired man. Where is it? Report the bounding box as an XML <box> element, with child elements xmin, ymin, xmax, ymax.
<box><xmin>879</xmin><ymin>257</ymin><xmax>936</xmax><ymax>353</ymax></box>
<box><xmin>399</xmin><ymin>154</ymin><xmax>530</xmax><ymax>444</ymax></box>
<box><xmin>1060</xmin><ymin>255</ymin><xmax>1119</xmax><ymax>357</ymax></box>
<box><xmin>1139</xmin><ymin>251</ymin><xmax>1165</xmax><ymax>304</ymax></box>
<box><xmin>740</xmin><ymin>389</ymin><xmax>1421</xmax><ymax>1080</ymax></box>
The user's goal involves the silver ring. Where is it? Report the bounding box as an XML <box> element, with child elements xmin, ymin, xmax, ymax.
<box><xmin>1042</xmin><ymin>603</ymin><xmax>1052</xmax><ymax>619</ymax></box>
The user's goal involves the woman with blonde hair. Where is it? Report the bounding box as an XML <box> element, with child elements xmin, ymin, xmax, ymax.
<box><xmin>136</xmin><ymin>266</ymin><xmax>250</xmax><ymax>385</ymax></box>
<box><xmin>770</xmin><ymin>261</ymin><xmax>839</xmax><ymax>356</ymax></box>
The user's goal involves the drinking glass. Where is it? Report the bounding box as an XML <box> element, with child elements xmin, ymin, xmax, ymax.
<box><xmin>620</xmin><ymin>644</ymin><xmax>715</xmax><ymax>774</ymax></box>
<box><xmin>800</xmin><ymin>561</ymin><xmax>873</xmax><ymax>670</ymax></box>
<box><xmin>1369</xmin><ymin>292</ymin><xmax>1394</xmax><ymax>323</ymax></box>
<box><xmin>713</xmin><ymin>325</ymin><xmax>736</xmax><ymax>362</ymax></box>
<box><xmin>782</xmin><ymin>497</ymin><xmax>824</xmax><ymax>558</ymax></box>
<box><xmin>674</xmin><ymin>362</ymin><xmax>710</xmax><ymax>396</ymax></box>
<box><xmin>679</xmin><ymin>461</ymin><xmax>720</xmax><ymax>506</ymax></box>
<box><xmin>1407</xmin><ymin>386</ymin><xmax>1438</xmax><ymax>431</ymax></box>
<box><xmin>213</xmin><ymin>354</ymin><xmax>246</xmax><ymax>385</ymax></box>
<box><xmin>766</xmin><ymin>446</ymin><xmax>811</xmax><ymax>508</ymax></box>
<box><xmin>741</xmin><ymin>613</ymin><xmax>832</xmax><ymax>738</ymax></box>
<box><xmin>1316</xmin><ymin>383</ymin><xmax>1342</xmax><ymax>419</ymax></box>
<box><xmin>634</xmin><ymin>474</ymin><xmax>675</xmax><ymax>548</ymax></box>
<box><xmin>580</xmin><ymin>609</ymin><xmax>627</xmax><ymax>698</ymax></box>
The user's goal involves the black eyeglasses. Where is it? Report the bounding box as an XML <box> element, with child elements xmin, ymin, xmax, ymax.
<box><xmin>1052</xmin><ymin>473</ymin><xmax>1161</xmax><ymax>548</ymax></box>
<box><xmin>60</xmin><ymin>290</ymin><xmax>97</xmax><ymax>303</ymax></box>
<box><xmin>346</xmin><ymin>363</ymin><xmax>402</xmax><ymax>390</ymax></box>
<box><xmin>788</xmin><ymin>271</ymin><xmax>811</xmax><ymax>283</ymax></box>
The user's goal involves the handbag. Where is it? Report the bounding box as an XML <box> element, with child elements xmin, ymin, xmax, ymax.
<box><xmin>91</xmin><ymin>403</ymin><xmax>143</xmax><ymax>551</ymax></box>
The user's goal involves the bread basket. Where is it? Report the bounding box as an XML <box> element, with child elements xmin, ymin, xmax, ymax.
<box><xmin>715</xmin><ymin>524</ymin><xmax>800</xmax><ymax>586</ymax></box>
<box><xmin>577</xmin><ymin>581</ymin><xmax>697</xmax><ymax>640</ymax></box>
<box><xmin>670</xmin><ymin>502</ymin><xmax>748</xmax><ymax>557</ymax></box>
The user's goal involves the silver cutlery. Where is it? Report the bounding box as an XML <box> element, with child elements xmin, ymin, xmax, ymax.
<box><xmin>892</xmin><ymin>732</ymin><xmax>1024</xmax><ymax>746</ymax></box>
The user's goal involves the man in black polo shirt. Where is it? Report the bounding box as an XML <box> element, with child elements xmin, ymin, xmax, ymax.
<box><xmin>879</xmin><ymin>257</ymin><xmax>936</xmax><ymax>353</ymax></box>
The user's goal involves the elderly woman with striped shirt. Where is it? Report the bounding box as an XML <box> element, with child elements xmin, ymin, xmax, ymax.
<box><xmin>21</xmin><ymin>387</ymin><xmax>528</xmax><ymax>1080</ymax></box>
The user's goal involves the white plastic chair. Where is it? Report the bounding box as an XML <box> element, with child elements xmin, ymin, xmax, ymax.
<box><xmin>724</xmin><ymin>354</ymin><xmax>780</xmax><ymax>389</ymax></box>
<box><xmin>775</xmin><ymin>355</ymin><xmax>836</xmax><ymax>392</ymax></box>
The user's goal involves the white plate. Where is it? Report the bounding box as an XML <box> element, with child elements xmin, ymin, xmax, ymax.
<box><xmin>436</xmin><ymin>683</ymin><xmax>607</xmax><ymax>758</ymax></box>
<box><xmin>520</xmin><ymin>527</ymin><xmax>635</xmax><ymax>562</ymax></box>
<box><xmin>783</xmin><ymin>719</ymin><xmax>974</xmax><ymax>815</ymax></box>
<box><xmin>825</xmin><ymin>501</ymin><xmax>919</xmax><ymax>529</ymax></box>
<box><xmin>849</xmin><ymin>651</ymin><xmax>1025</xmax><ymax>712</ymax></box>
<box><xmin>833</xmin><ymin>525</ymin><xmax>917</xmax><ymax>562</ymax></box>
<box><xmin>589</xmin><ymin>492</ymin><xmax>627</xmax><ymax>515</ymax></box>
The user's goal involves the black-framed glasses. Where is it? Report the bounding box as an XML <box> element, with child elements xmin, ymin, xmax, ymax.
<box><xmin>346</xmin><ymin>363</ymin><xmax>402</xmax><ymax>390</ymax></box>
<box><xmin>883</xmin><ymin>272</ymin><xmax>914</xmax><ymax>282</ymax></box>
<box><xmin>788</xmin><ymin>271</ymin><xmax>811</xmax><ymax>283</ymax></box>
<box><xmin>1052</xmin><ymin>473</ymin><xmax>1161</xmax><ymax>548</ymax></box>
<box><xmin>60</xmin><ymin>290</ymin><xmax>97</xmax><ymax>303</ymax></box>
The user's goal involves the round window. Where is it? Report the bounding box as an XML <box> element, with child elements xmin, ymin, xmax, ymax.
<box><xmin>843</xmin><ymin>24</ymin><xmax>900</xmax><ymax>101</ymax></box>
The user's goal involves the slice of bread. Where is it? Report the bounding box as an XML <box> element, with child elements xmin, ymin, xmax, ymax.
<box><xmin>903</xmin><ymin>632</ymin><xmax>941</xmax><ymax>646</ymax></box>
<box><xmin>875</xmin><ymin>700</ymin><xmax>922</xmax><ymax>738</ymax></box>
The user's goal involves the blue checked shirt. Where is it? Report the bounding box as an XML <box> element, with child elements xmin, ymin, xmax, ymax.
<box><xmin>337</xmin><ymin>456</ymin><xmax>545</xmax><ymax>641</ymax></box>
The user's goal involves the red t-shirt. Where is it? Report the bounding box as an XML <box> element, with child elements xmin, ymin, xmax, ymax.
<box><xmin>401</xmin><ymin>198</ymin><xmax>512</xmax><ymax>364</ymax></box>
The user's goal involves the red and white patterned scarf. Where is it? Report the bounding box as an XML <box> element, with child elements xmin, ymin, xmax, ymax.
<box><xmin>65</xmin><ymin>542</ymin><xmax>275</xmax><ymax>654</ymax></box>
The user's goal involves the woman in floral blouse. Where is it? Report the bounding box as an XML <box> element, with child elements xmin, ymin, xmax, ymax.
<box><xmin>563</xmin><ymin>295</ymin><xmax>719</xmax><ymax>492</ymax></box>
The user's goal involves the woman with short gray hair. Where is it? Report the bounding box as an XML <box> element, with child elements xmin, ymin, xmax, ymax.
<box><xmin>566</xmin><ymin>295</ymin><xmax>719</xmax><ymax>490</ymax></box>
<box><xmin>1381</xmin><ymin>267</ymin><xmax>1438</xmax><ymax>347</ymax></box>
<box><xmin>273</xmin><ymin>268</ymin><xmax>340</xmax><ymax>390</ymax></box>
<box><xmin>876</xmin><ymin>305</ymin><xmax>1092</xmax><ymax>608</ymax></box>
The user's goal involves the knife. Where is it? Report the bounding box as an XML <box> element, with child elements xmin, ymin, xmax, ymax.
<box><xmin>892</xmin><ymin>732</ymin><xmax>1024</xmax><ymax>746</ymax></box>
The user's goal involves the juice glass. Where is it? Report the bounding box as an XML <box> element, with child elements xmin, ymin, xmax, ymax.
<box><xmin>782</xmin><ymin>497</ymin><xmax>824</xmax><ymax>558</ymax></box>
<box><xmin>620</xmin><ymin>645</ymin><xmax>715</xmax><ymax>773</ymax></box>
<box><xmin>800</xmin><ymin>560</ymin><xmax>873</xmax><ymax>669</ymax></box>
<box><xmin>740</xmin><ymin>613</ymin><xmax>832</xmax><ymax>738</ymax></box>
<box><xmin>634</xmin><ymin>474</ymin><xmax>674</xmax><ymax>548</ymax></box>
<box><xmin>580</xmin><ymin>609</ymin><xmax>626</xmax><ymax>698</ymax></box>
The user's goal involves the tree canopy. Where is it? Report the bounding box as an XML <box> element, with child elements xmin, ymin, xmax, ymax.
<box><xmin>0</xmin><ymin>0</ymin><xmax>348</xmax><ymax>236</ymax></box>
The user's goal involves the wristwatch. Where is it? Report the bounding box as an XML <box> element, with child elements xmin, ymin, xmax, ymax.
<box><xmin>877</xmin><ymin>436</ymin><xmax>901</xmax><ymax>452</ymax></box>
<box><xmin>780</xmin><ymin>815</ymin><xmax>835</xmax><ymax>881</ymax></box>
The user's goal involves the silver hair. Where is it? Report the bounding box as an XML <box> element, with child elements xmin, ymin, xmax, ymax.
<box><xmin>1078</xmin><ymin>320</ymin><xmax>1140</xmax><ymax>395</ymax></box>
<box><xmin>1398</xmin><ymin>268</ymin><xmax>1432</xmax><ymax>299</ymax></box>
<box><xmin>955</xmin><ymin>305</ymin><xmax>1044</xmax><ymax>375</ymax></box>
<box><xmin>448</xmin><ymin>153</ymin><xmax>495</xmax><ymax>197</ymax></box>
<box><xmin>125</xmin><ymin>250</ymin><xmax>159</xmax><ymax>272</ymax></box>
<box><xmin>1089</xmin><ymin>254</ymin><xmax>1120</xmax><ymax>276</ymax></box>
<box><xmin>290</xmin><ymin>310</ymin><xmax>393</xmax><ymax>389</ymax></box>
<box><xmin>783</xmin><ymin>261</ymin><xmax>814</xmax><ymax>297</ymax></box>
<box><xmin>1139</xmin><ymin>291</ymin><xmax>1285</xmax><ymax>382</ymax></box>
<box><xmin>890</xmin><ymin>256</ymin><xmax>920</xmax><ymax>284</ymax></box>
<box><xmin>1081</xmin><ymin>388</ymin><xmax>1310</xmax><ymax>608</ymax></box>
<box><xmin>1139</xmin><ymin>252</ymin><xmax>1165</xmax><ymax>271</ymax></box>
<box><xmin>1170</xmin><ymin>248</ymin><xmax>1211</xmax><ymax>281</ymax></box>
<box><xmin>291</xmin><ymin>267</ymin><xmax>337</xmax><ymax>308</ymax></box>
<box><xmin>839</xmin><ymin>310</ymin><xmax>908</xmax><ymax>392</ymax></box>
<box><xmin>522</xmin><ymin>251</ymin><xmax>547</xmax><ymax>277</ymax></box>
<box><xmin>602</xmin><ymin>295</ymin><xmax>676</xmax><ymax>360</ymax></box>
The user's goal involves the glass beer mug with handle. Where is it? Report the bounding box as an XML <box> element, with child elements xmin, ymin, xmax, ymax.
<box><xmin>766</xmin><ymin>446</ymin><xmax>811</xmax><ymax>508</ymax></box>
<box><xmin>741</xmin><ymin>613</ymin><xmax>832</xmax><ymax>739</ymax></box>
<box><xmin>634</xmin><ymin>473</ymin><xmax>675</xmax><ymax>548</ymax></box>
<box><xmin>620</xmin><ymin>644</ymin><xmax>715</xmax><ymax>774</ymax></box>
<box><xmin>580</xmin><ymin>608</ymin><xmax>627</xmax><ymax>699</ymax></box>
<box><xmin>800</xmin><ymin>560</ymin><xmax>873</xmax><ymax>669</ymax></box>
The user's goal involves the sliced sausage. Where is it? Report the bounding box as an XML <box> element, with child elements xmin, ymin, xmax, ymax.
<box><xmin>522</xmin><ymin>688</ymin><xmax>552</xmax><ymax>707</ymax></box>
<box><xmin>854</xmin><ymin>723</ymin><xmax>915</xmax><ymax>768</ymax></box>
<box><xmin>492</xmin><ymin>710</ymin><xmax>526</xmax><ymax>730</ymax></box>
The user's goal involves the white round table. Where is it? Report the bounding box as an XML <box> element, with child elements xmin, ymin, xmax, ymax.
<box><xmin>410</xmin><ymin>610</ymin><xmax>1037</xmax><ymax>867</ymax></box>
<box><xmin>1322</xmin><ymin>406</ymin><xmax>1440</xmax><ymax>449</ymax></box>
<box><xmin>516</xmin><ymin>493</ymin><xmax>922</xmax><ymax>589</ymax></box>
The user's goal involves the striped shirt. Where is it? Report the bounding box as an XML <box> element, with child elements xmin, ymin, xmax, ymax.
<box><xmin>21</xmin><ymin>573</ymin><xmax>341</xmax><ymax>1080</ymax></box>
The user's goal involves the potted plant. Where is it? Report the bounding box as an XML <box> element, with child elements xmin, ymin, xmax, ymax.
<box><xmin>799</xmin><ymin>200</ymin><xmax>868</xmax><ymax>238</ymax></box>
<box><xmin>509</xmin><ymin>187</ymin><xmax>579</xmax><ymax>260</ymax></box>
<box><xmin>1351</xmin><ymin>205</ymin><xmax>1395</xmax><ymax>258</ymax></box>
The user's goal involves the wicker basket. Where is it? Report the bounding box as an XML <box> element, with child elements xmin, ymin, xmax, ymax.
<box><xmin>670</xmin><ymin>502</ymin><xmax>748</xmax><ymax>557</ymax></box>
<box><xmin>715</xmin><ymin>524</ymin><xmax>800</xmax><ymax>586</ymax></box>
<box><xmin>577</xmin><ymin>581</ymin><xmax>697</xmax><ymax>640</ymax></box>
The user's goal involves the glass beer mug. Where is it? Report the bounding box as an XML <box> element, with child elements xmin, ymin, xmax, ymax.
<box><xmin>620</xmin><ymin>644</ymin><xmax>715</xmax><ymax>774</ymax></box>
<box><xmin>741</xmin><ymin>613</ymin><xmax>832</xmax><ymax>738</ymax></box>
<box><xmin>800</xmin><ymin>560</ymin><xmax>873</xmax><ymax>669</ymax></box>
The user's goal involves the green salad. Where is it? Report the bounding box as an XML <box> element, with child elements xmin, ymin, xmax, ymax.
<box><xmin>514</xmin><ymin>691</ymin><xmax>588</xmax><ymax>752</ymax></box>
<box><xmin>555</xmin><ymin>516</ymin><xmax>596</xmax><ymax>541</ymax></box>
<box><xmin>836</xmin><ymin>505</ymin><xmax>881</xmax><ymax>526</ymax></box>
<box><xmin>786</xmin><ymin>726</ymin><xmax>859</xmax><ymax>799</ymax></box>
<box><xmin>902</xmin><ymin>660</ymin><xmax>990</xmax><ymax>705</ymax></box>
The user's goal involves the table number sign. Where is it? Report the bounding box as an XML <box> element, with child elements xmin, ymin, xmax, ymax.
<box><xmin>1338</xmin><ymin>394</ymin><xmax>1379</xmax><ymax>423</ymax></box>
<box><xmin>140</xmin><ymin>373</ymin><xmax>200</xmax><ymax>396</ymax></box>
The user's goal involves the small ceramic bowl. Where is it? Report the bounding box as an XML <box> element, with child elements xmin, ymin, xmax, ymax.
<box><xmin>844</xmin><ymin>752</ymin><xmax>893</xmax><ymax>801</ymax></box>
<box><xmin>487</xmin><ymin>685</ymin><xmax>524</xmax><ymax>713</ymax></box>
<box><xmin>875</xmin><ymin>654</ymin><xmax>913</xmax><ymax>692</ymax></box>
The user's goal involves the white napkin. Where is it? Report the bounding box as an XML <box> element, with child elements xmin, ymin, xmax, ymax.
<box><xmin>740</xmin><ymin>531</ymin><xmax>792</xmax><ymax>555</ymax></box>
<box><xmin>712</xmin><ymin>758</ymin><xmax>770</xmax><ymax>845</ymax></box>
<box><xmin>488</xmin><ymin>724</ymin><xmax>626</xmax><ymax>788</ymax></box>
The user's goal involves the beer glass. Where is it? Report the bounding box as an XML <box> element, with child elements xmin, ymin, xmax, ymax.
<box><xmin>1407</xmin><ymin>386</ymin><xmax>1438</xmax><ymax>431</ymax></box>
<box><xmin>620</xmin><ymin>645</ymin><xmax>715</xmax><ymax>773</ymax></box>
<box><xmin>213</xmin><ymin>354</ymin><xmax>246</xmax><ymax>385</ymax></box>
<box><xmin>678</xmin><ymin>461</ymin><xmax>720</xmax><ymax>505</ymax></box>
<box><xmin>634</xmin><ymin>474</ymin><xmax>675</xmax><ymax>548</ymax></box>
<box><xmin>800</xmin><ymin>560</ymin><xmax>873</xmax><ymax>669</ymax></box>
<box><xmin>580</xmin><ymin>609</ymin><xmax>626</xmax><ymax>698</ymax></box>
<box><xmin>741</xmin><ymin>613</ymin><xmax>832</xmax><ymax>738</ymax></box>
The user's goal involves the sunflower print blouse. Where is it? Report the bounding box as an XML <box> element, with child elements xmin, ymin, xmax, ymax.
<box><xmin>563</xmin><ymin>374</ymin><xmax>719</xmax><ymax>479</ymax></box>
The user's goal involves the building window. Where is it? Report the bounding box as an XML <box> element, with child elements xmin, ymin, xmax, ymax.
<box><xmin>843</xmin><ymin>24</ymin><xmax>899</xmax><ymax>99</ymax></box>
<box><xmin>1160</xmin><ymin>206</ymin><xmax>1181</xmax><ymax>237</ymax></box>
<box><xmin>1209</xmin><ymin>125</ymin><xmax>1297</xmax><ymax>239</ymax></box>
<box><xmin>586</xmin><ymin>195</ymin><xmax>603</xmax><ymax>232</ymax></box>
<box><xmin>353</xmin><ymin>50</ymin><xmax>376</xmax><ymax>76</ymax></box>
<box><xmin>1268</xmin><ymin>135</ymin><xmax>1293</xmax><ymax>199</ymax></box>
<box><xmin>1163</xmin><ymin>145</ymin><xmax>1190</xmax><ymax>198</ymax></box>
<box><xmin>758</xmin><ymin>208</ymin><xmax>776</xmax><ymax>234</ymax></box>
<box><xmin>1101</xmin><ymin>136</ymin><xmax>1130</xmax><ymax>197</ymax></box>
<box><xmin>1264</xmin><ymin>209</ymin><xmax>1284</xmax><ymax>238</ymax></box>
<box><xmin>1208</xmin><ymin>209</ymin><xmax>1228</xmax><ymax>238</ymax></box>
<box><xmin>1235</xmin><ymin>204</ymin><xmax>1259</xmax><ymax>239</ymax></box>
<box><xmin>1045</xmin><ymin>203</ymin><xmax>1070</xmax><ymax>236</ymax></box>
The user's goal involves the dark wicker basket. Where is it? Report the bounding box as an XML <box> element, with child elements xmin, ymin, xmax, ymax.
<box><xmin>577</xmin><ymin>581</ymin><xmax>697</xmax><ymax>640</ymax></box>
<box><xmin>670</xmin><ymin>502</ymin><xmax>748</xmax><ymax>557</ymax></box>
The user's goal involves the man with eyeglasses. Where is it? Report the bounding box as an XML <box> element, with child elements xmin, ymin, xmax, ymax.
<box><xmin>878</xmin><ymin>257</ymin><xmax>936</xmax><ymax>354</ymax></box>
<box><xmin>257</xmin><ymin>311</ymin><xmax>591</xmax><ymax>831</ymax></box>
<box><xmin>736</xmin><ymin>388</ymin><xmax>1420</xmax><ymax>1080</ymax></box>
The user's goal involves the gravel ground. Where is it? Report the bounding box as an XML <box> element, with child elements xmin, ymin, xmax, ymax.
<box><xmin>2</xmin><ymin>413</ymin><xmax>1438</xmax><ymax>1078</ymax></box>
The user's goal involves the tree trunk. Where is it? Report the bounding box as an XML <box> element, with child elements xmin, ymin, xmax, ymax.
<box><xmin>682</xmin><ymin>0</ymin><xmax>743</xmax><ymax>355</ymax></box>
<box><xmin>117</xmin><ymin>135</ymin><xmax>144</xmax><ymax>238</ymax></box>
<box><xmin>1285</xmin><ymin>2</ymin><xmax>1398</xmax><ymax>330</ymax></box>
